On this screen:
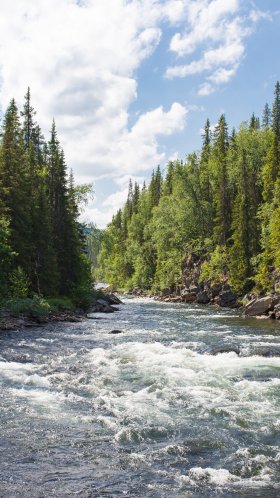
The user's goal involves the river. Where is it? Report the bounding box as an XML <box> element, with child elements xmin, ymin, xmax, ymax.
<box><xmin>1</xmin><ymin>297</ymin><xmax>280</xmax><ymax>497</ymax></box>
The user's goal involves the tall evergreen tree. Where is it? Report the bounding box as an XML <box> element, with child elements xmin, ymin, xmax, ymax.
<box><xmin>262</xmin><ymin>103</ymin><xmax>271</xmax><ymax>129</ymax></box>
<box><xmin>0</xmin><ymin>99</ymin><xmax>32</xmax><ymax>276</ymax></box>
<box><xmin>212</xmin><ymin>114</ymin><xmax>230</xmax><ymax>245</ymax></box>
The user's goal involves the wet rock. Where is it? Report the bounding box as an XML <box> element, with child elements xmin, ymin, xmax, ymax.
<box><xmin>207</xmin><ymin>283</ymin><xmax>222</xmax><ymax>299</ymax></box>
<box><xmin>109</xmin><ymin>329</ymin><xmax>123</xmax><ymax>334</ymax></box>
<box><xmin>189</xmin><ymin>284</ymin><xmax>200</xmax><ymax>294</ymax></box>
<box><xmin>169</xmin><ymin>296</ymin><xmax>183</xmax><ymax>303</ymax></box>
<box><xmin>181</xmin><ymin>290</ymin><xmax>197</xmax><ymax>303</ymax></box>
<box><xmin>196</xmin><ymin>291</ymin><xmax>210</xmax><ymax>304</ymax></box>
<box><xmin>91</xmin><ymin>303</ymin><xmax>115</xmax><ymax>313</ymax></box>
<box><xmin>243</xmin><ymin>296</ymin><xmax>277</xmax><ymax>316</ymax></box>
<box><xmin>96</xmin><ymin>298</ymin><xmax>110</xmax><ymax>307</ymax></box>
<box><xmin>105</xmin><ymin>293</ymin><xmax>123</xmax><ymax>305</ymax></box>
<box><xmin>202</xmin><ymin>345</ymin><xmax>240</xmax><ymax>356</ymax></box>
<box><xmin>248</xmin><ymin>348</ymin><xmax>280</xmax><ymax>357</ymax></box>
<box><xmin>215</xmin><ymin>289</ymin><xmax>237</xmax><ymax>308</ymax></box>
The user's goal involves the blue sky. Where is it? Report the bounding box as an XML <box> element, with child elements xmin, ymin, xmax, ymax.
<box><xmin>0</xmin><ymin>0</ymin><xmax>279</xmax><ymax>227</ymax></box>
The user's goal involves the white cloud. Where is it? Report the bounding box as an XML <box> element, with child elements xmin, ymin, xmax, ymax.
<box><xmin>208</xmin><ymin>65</ymin><xmax>238</xmax><ymax>84</ymax></box>
<box><xmin>169</xmin><ymin>0</ymin><xmax>239</xmax><ymax>57</ymax></box>
<box><xmin>0</xmin><ymin>0</ymin><xmax>188</xmax><ymax>188</ymax></box>
<box><xmin>249</xmin><ymin>9</ymin><xmax>272</xmax><ymax>23</ymax></box>
<box><xmin>83</xmin><ymin>188</ymin><xmax>128</xmax><ymax>228</ymax></box>
<box><xmin>166</xmin><ymin>0</ymin><xmax>270</xmax><ymax>95</ymax></box>
<box><xmin>198</xmin><ymin>82</ymin><xmax>215</xmax><ymax>96</ymax></box>
<box><xmin>0</xmin><ymin>0</ymin><xmax>272</xmax><ymax>225</ymax></box>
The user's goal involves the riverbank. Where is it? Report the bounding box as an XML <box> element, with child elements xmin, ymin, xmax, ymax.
<box><xmin>120</xmin><ymin>287</ymin><xmax>280</xmax><ymax>322</ymax></box>
<box><xmin>0</xmin><ymin>292</ymin><xmax>123</xmax><ymax>331</ymax></box>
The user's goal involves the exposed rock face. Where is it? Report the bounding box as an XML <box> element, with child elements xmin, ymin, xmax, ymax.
<box><xmin>243</xmin><ymin>296</ymin><xmax>279</xmax><ymax>317</ymax></box>
<box><xmin>180</xmin><ymin>252</ymin><xmax>238</xmax><ymax>308</ymax></box>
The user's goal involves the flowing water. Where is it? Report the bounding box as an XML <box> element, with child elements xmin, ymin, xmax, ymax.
<box><xmin>1</xmin><ymin>297</ymin><xmax>280</xmax><ymax>497</ymax></box>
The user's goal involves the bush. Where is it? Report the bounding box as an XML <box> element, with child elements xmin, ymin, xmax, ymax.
<box><xmin>5</xmin><ymin>294</ymin><xmax>50</xmax><ymax>318</ymax></box>
<box><xmin>47</xmin><ymin>297</ymin><xmax>75</xmax><ymax>312</ymax></box>
<box><xmin>199</xmin><ymin>245</ymin><xmax>229</xmax><ymax>285</ymax></box>
<box><xmin>9</xmin><ymin>267</ymin><xmax>30</xmax><ymax>299</ymax></box>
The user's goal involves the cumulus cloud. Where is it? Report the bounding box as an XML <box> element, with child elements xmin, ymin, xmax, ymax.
<box><xmin>0</xmin><ymin>0</ymin><xmax>271</xmax><ymax>225</ymax></box>
<box><xmin>198</xmin><ymin>82</ymin><xmax>215</xmax><ymax>96</ymax></box>
<box><xmin>0</xmin><ymin>0</ymin><xmax>187</xmax><ymax>185</ymax></box>
<box><xmin>166</xmin><ymin>0</ymin><xmax>270</xmax><ymax>94</ymax></box>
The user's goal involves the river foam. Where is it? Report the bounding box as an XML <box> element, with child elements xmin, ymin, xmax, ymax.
<box><xmin>0</xmin><ymin>297</ymin><xmax>280</xmax><ymax>497</ymax></box>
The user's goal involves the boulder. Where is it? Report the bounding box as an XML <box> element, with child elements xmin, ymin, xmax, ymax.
<box><xmin>91</xmin><ymin>303</ymin><xmax>115</xmax><ymax>313</ymax></box>
<box><xmin>189</xmin><ymin>284</ymin><xmax>200</xmax><ymax>294</ymax></box>
<box><xmin>202</xmin><ymin>344</ymin><xmax>240</xmax><ymax>356</ymax></box>
<box><xmin>182</xmin><ymin>292</ymin><xmax>197</xmax><ymax>303</ymax></box>
<box><xmin>243</xmin><ymin>296</ymin><xmax>276</xmax><ymax>316</ymax></box>
<box><xmin>105</xmin><ymin>293</ymin><xmax>123</xmax><ymax>305</ymax></box>
<box><xmin>169</xmin><ymin>296</ymin><xmax>183</xmax><ymax>302</ymax></box>
<box><xmin>196</xmin><ymin>291</ymin><xmax>210</xmax><ymax>304</ymax></box>
<box><xmin>208</xmin><ymin>283</ymin><xmax>222</xmax><ymax>299</ymax></box>
<box><xmin>96</xmin><ymin>298</ymin><xmax>110</xmax><ymax>306</ymax></box>
<box><xmin>216</xmin><ymin>289</ymin><xmax>237</xmax><ymax>308</ymax></box>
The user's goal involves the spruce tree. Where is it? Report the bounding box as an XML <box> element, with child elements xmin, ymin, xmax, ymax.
<box><xmin>262</xmin><ymin>103</ymin><xmax>271</xmax><ymax>129</ymax></box>
<box><xmin>0</xmin><ymin>99</ymin><xmax>32</xmax><ymax>277</ymax></box>
<box><xmin>212</xmin><ymin>114</ymin><xmax>230</xmax><ymax>245</ymax></box>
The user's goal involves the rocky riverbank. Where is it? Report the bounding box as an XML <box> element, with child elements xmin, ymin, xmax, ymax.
<box><xmin>0</xmin><ymin>293</ymin><xmax>123</xmax><ymax>331</ymax></box>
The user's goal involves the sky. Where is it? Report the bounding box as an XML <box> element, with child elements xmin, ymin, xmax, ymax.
<box><xmin>0</xmin><ymin>0</ymin><xmax>279</xmax><ymax>227</ymax></box>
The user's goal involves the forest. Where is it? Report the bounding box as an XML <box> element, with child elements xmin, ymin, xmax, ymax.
<box><xmin>97</xmin><ymin>82</ymin><xmax>280</xmax><ymax>298</ymax></box>
<box><xmin>0</xmin><ymin>89</ymin><xmax>92</xmax><ymax>312</ymax></box>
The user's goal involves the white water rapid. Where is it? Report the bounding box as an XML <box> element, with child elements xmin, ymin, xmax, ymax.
<box><xmin>1</xmin><ymin>297</ymin><xmax>280</xmax><ymax>497</ymax></box>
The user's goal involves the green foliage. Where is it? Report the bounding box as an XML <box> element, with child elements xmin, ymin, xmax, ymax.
<box><xmin>0</xmin><ymin>216</ymin><xmax>15</xmax><ymax>300</ymax></box>
<box><xmin>96</xmin><ymin>82</ymin><xmax>280</xmax><ymax>297</ymax></box>
<box><xmin>0</xmin><ymin>89</ymin><xmax>93</xmax><ymax>305</ymax></box>
<box><xmin>47</xmin><ymin>297</ymin><xmax>75</xmax><ymax>312</ymax></box>
<box><xmin>5</xmin><ymin>294</ymin><xmax>50</xmax><ymax>318</ymax></box>
<box><xmin>200</xmin><ymin>245</ymin><xmax>229</xmax><ymax>285</ymax></box>
<box><xmin>9</xmin><ymin>267</ymin><xmax>30</xmax><ymax>298</ymax></box>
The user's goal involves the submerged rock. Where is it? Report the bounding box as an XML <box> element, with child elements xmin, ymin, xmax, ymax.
<box><xmin>202</xmin><ymin>344</ymin><xmax>240</xmax><ymax>356</ymax></box>
<box><xmin>109</xmin><ymin>329</ymin><xmax>123</xmax><ymax>334</ymax></box>
<box><xmin>247</xmin><ymin>347</ymin><xmax>280</xmax><ymax>357</ymax></box>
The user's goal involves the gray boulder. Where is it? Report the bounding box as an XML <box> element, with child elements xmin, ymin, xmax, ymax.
<box><xmin>244</xmin><ymin>296</ymin><xmax>277</xmax><ymax>316</ymax></box>
<box><xmin>216</xmin><ymin>289</ymin><xmax>237</xmax><ymax>308</ymax></box>
<box><xmin>196</xmin><ymin>291</ymin><xmax>210</xmax><ymax>304</ymax></box>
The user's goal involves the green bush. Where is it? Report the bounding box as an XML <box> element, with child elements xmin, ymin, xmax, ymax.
<box><xmin>199</xmin><ymin>245</ymin><xmax>229</xmax><ymax>285</ymax></box>
<box><xmin>9</xmin><ymin>267</ymin><xmax>30</xmax><ymax>298</ymax></box>
<box><xmin>47</xmin><ymin>297</ymin><xmax>75</xmax><ymax>312</ymax></box>
<box><xmin>5</xmin><ymin>294</ymin><xmax>50</xmax><ymax>317</ymax></box>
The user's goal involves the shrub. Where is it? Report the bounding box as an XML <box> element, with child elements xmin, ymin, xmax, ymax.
<box><xmin>5</xmin><ymin>294</ymin><xmax>50</xmax><ymax>318</ymax></box>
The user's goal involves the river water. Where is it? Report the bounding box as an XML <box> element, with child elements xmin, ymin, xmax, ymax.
<box><xmin>1</xmin><ymin>297</ymin><xmax>280</xmax><ymax>497</ymax></box>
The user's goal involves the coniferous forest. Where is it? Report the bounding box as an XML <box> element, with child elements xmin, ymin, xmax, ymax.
<box><xmin>0</xmin><ymin>89</ymin><xmax>92</xmax><ymax>311</ymax></box>
<box><xmin>97</xmin><ymin>82</ymin><xmax>280</xmax><ymax>299</ymax></box>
